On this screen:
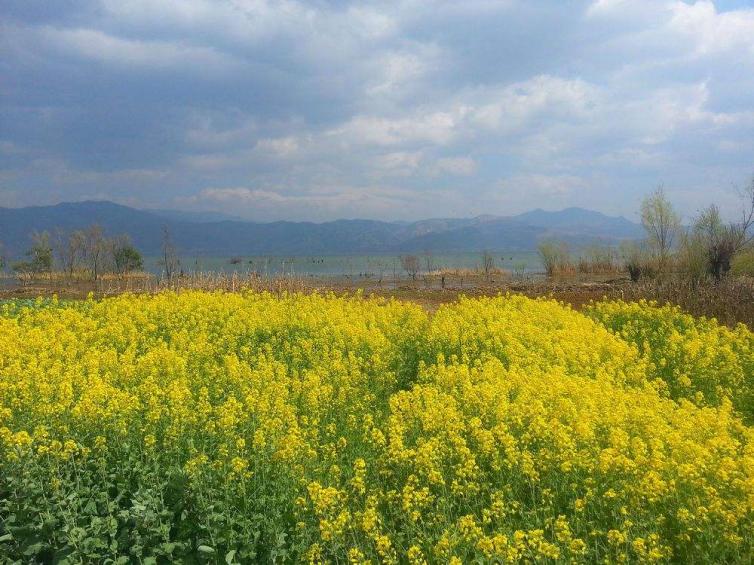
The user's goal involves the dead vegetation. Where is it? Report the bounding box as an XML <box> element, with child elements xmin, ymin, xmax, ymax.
<box><xmin>4</xmin><ymin>271</ymin><xmax>754</xmax><ymax>329</ymax></box>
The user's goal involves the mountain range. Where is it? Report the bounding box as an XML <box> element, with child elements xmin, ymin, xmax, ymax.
<box><xmin>0</xmin><ymin>201</ymin><xmax>643</xmax><ymax>257</ymax></box>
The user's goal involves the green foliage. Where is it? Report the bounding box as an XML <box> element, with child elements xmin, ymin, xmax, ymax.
<box><xmin>113</xmin><ymin>244</ymin><xmax>143</xmax><ymax>274</ymax></box>
<box><xmin>537</xmin><ymin>239</ymin><xmax>573</xmax><ymax>275</ymax></box>
<box><xmin>675</xmin><ymin>229</ymin><xmax>709</xmax><ymax>284</ymax></box>
<box><xmin>692</xmin><ymin>205</ymin><xmax>750</xmax><ymax>281</ymax></box>
<box><xmin>2</xmin><ymin>293</ymin><xmax>754</xmax><ymax>563</ymax></box>
<box><xmin>731</xmin><ymin>248</ymin><xmax>754</xmax><ymax>277</ymax></box>
<box><xmin>13</xmin><ymin>231</ymin><xmax>53</xmax><ymax>275</ymax></box>
<box><xmin>640</xmin><ymin>186</ymin><xmax>680</xmax><ymax>271</ymax></box>
<box><xmin>586</xmin><ymin>299</ymin><xmax>754</xmax><ymax>422</ymax></box>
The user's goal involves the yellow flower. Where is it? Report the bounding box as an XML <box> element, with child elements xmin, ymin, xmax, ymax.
<box><xmin>1</xmin><ymin>291</ymin><xmax>753</xmax><ymax>563</ymax></box>
<box><xmin>407</xmin><ymin>545</ymin><xmax>427</xmax><ymax>565</ymax></box>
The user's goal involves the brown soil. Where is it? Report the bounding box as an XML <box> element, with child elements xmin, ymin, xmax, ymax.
<box><xmin>3</xmin><ymin>274</ymin><xmax>752</xmax><ymax>328</ymax></box>
<box><xmin>0</xmin><ymin>274</ymin><xmax>628</xmax><ymax>312</ymax></box>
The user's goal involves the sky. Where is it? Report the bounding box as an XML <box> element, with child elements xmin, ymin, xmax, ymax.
<box><xmin>1</xmin><ymin>0</ymin><xmax>753</xmax><ymax>222</ymax></box>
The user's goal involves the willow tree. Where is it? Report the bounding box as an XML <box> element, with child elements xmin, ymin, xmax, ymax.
<box><xmin>693</xmin><ymin>178</ymin><xmax>754</xmax><ymax>281</ymax></box>
<box><xmin>640</xmin><ymin>186</ymin><xmax>680</xmax><ymax>273</ymax></box>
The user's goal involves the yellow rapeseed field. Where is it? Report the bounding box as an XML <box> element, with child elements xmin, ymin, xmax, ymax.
<box><xmin>1</xmin><ymin>292</ymin><xmax>753</xmax><ymax>563</ymax></box>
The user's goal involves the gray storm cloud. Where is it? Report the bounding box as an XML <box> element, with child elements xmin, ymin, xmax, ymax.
<box><xmin>1</xmin><ymin>0</ymin><xmax>753</xmax><ymax>221</ymax></box>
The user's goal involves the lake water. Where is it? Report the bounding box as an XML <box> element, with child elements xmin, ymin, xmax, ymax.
<box><xmin>143</xmin><ymin>252</ymin><xmax>542</xmax><ymax>277</ymax></box>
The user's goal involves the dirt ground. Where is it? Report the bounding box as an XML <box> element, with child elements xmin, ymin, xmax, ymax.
<box><xmin>4</xmin><ymin>273</ymin><xmax>754</xmax><ymax>328</ymax></box>
<box><xmin>0</xmin><ymin>273</ymin><xmax>628</xmax><ymax>313</ymax></box>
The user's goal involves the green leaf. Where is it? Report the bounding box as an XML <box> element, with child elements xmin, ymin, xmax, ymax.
<box><xmin>23</xmin><ymin>542</ymin><xmax>44</xmax><ymax>556</ymax></box>
<box><xmin>225</xmin><ymin>549</ymin><xmax>237</xmax><ymax>564</ymax></box>
<box><xmin>0</xmin><ymin>534</ymin><xmax>12</xmax><ymax>542</ymax></box>
<box><xmin>197</xmin><ymin>545</ymin><xmax>215</xmax><ymax>554</ymax></box>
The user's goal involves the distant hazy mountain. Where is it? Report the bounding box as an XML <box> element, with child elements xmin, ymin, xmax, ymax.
<box><xmin>0</xmin><ymin>200</ymin><xmax>642</xmax><ymax>257</ymax></box>
<box><xmin>513</xmin><ymin>207</ymin><xmax>643</xmax><ymax>239</ymax></box>
<box><xmin>146</xmin><ymin>208</ymin><xmax>244</xmax><ymax>223</ymax></box>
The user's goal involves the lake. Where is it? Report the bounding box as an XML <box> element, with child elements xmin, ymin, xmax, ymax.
<box><xmin>142</xmin><ymin>252</ymin><xmax>542</xmax><ymax>277</ymax></box>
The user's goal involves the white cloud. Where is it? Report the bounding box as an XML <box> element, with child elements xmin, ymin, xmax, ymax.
<box><xmin>324</xmin><ymin>74</ymin><xmax>600</xmax><ymax>152</ymax></box>
<box><xmin>179</xmin><ymin>184</ymin><xmax>460</xmax><ymax>221</ymax></box>
<box><xmin>365</xmin><ymin>45</ymin><xmax>442</xmax><ymax>98</ymax></box>
<box><xmin>39</xmin><ymin>27</ymin><xmax>240</xmax><ymax>73</ymax></box>
<box><xmin>255</xmin><ymin>136</ymin><xmax>301</xmax><ymax>158</ymax></box>
<box><xmin>3</xmin><ymin>0</ymin><xmax>754</xmax><ymax>220</ymax></box>
<box><xmin>668</xmin><ymin>1</ymin><xmax>754</xmax><ymax>55</ymax></box>
<box><xmin>497</xmin><ymin>174</ymin><xmax>588</xmax><ymax>199</ymax></box>
<box><xmin>189</xmin><ymin>187</ymin><xmax>295</xmax><ymax>204</ymax></box>
<box><xmin>328</xmin><ymin>112</ymin><xmax>461</xmax><ymax>147</ymax></box>
<box><xmin>373</xmin><ymin>151</ymin><xmax>424</xmax><ymax>175</ymax></box>
<box><xmin>344</xmin><ymin>5</ymin><xmax>397</xmax><ymax>39</ymax></box>
<box><xmin>433</xmin><ymin>156</ymin><xmax>477</xmax><ymax>176</ymax></box>
<box><xmin>467</xmin><ymin>76</ymin><xmax>600</xmax><ymax>132</ymax></box>
<box><xmin>184</xmin><ymin>113</ymin><xmax>259</xmax><ymax>149</ymax></box>
<box><xmin>99</xmin><ymin>0</ymin><xmax>317</xmax><ymax>46</ymax></box>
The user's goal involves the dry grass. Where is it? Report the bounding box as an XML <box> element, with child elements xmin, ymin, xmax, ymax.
<box><xmin>359</xmin><ymin>276</ymin><xmax>754</xmax><ymax>328</ymax></box>
<box><xmin>3</xmin><ymin>271</ymin><xmax>753</xmax><ymax>329</ymax></box>
<box><xmin>428</xmin><ymin>267</ymin><xmax>510</xmax><ymax>278</ymax></box>
<box><xmin>600</xmin><ymin>276</ymin><xmax>754</xmax><ymax>328</ymax></box>
<box><xmin>99</xmin><ymin>271</ymin><xmax>309</xmax><ymax>295</ymax></box>
<box><xmin>0</xmin><ymin>272</ymin><xmax>309</xmax><ymax>299</ymax></box>
<box><xmin>576</xmin><ymin>258</ymin><xmax>622</xmax><ymax>275</ymax></box>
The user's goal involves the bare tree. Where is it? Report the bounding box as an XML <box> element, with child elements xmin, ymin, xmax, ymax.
<box><xmin>692</xmin><ymin>177</ymin><xmax>754</xmax><ymax>281</ymax></box>
<box><xmin>160</xmin><ymin>225</ymin><xmax>180</xmax><ymax>280</ymax></box>
<box><xmin>373</xmin><ymin>259</ymin><xmax>386</xmax><ymax>286</ymax></box>
<box><xmin>481</xmin><ymin>250</ymin><xmax>495</xmax><ymax>280</ymax></box>
<box><xmin>400</xmin><ymin>254</ymin><xmax>419</xmax><ymax>281</ymax></box>
<box><xmin>640</xmin><ymin>185</ymin><xmax>680</xmax><ymax>272</ymax></box>
<box><xmin>54</xmin><ymin>229</ymin><xmax>86</xmax><ymax>278</ymax></box>
<box><xmin>0</xmin><ymin>241</ymin><xmax>6</xmax><ymax>271</ymax></box>
<box><xmin>538</xmin><ymin>239</ymin><xmax>572</xmax><ymax>276</ymax></box>
<box><xmin>83</xmin><ymin>224</ymin><xmax>107</xmax><ymax>280</ymax></box>
<box><xmin>741</xmin><ymin>175</ymin><xmax>754</xmax><ymax>238</ymax></box>
<box><xmin>423</xmin><ymin>250</ymin><xmax>435</xmax><ymax>274</ymax></box>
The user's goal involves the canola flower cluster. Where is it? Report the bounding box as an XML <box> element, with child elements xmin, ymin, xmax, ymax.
<box><xmin>585</xmin><ymin>299</ymin><xmax>754</xmax><ymax>422</ymax></box>
<box><xmin>0</xmin><ymin>292</ymin><xmax>753</xmax><ymax>563</ymax></box>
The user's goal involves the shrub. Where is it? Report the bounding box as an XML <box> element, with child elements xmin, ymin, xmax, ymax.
<box><xmin>538</xmin><ymin>240</ymin><xmax>574</xmax><ymax>276</ymax></box>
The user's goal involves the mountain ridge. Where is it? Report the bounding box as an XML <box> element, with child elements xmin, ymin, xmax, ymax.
<box><xmin>0</xmin><ymin>200</ymin><xmax>643</xmax><ymax>257</ymax></box>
